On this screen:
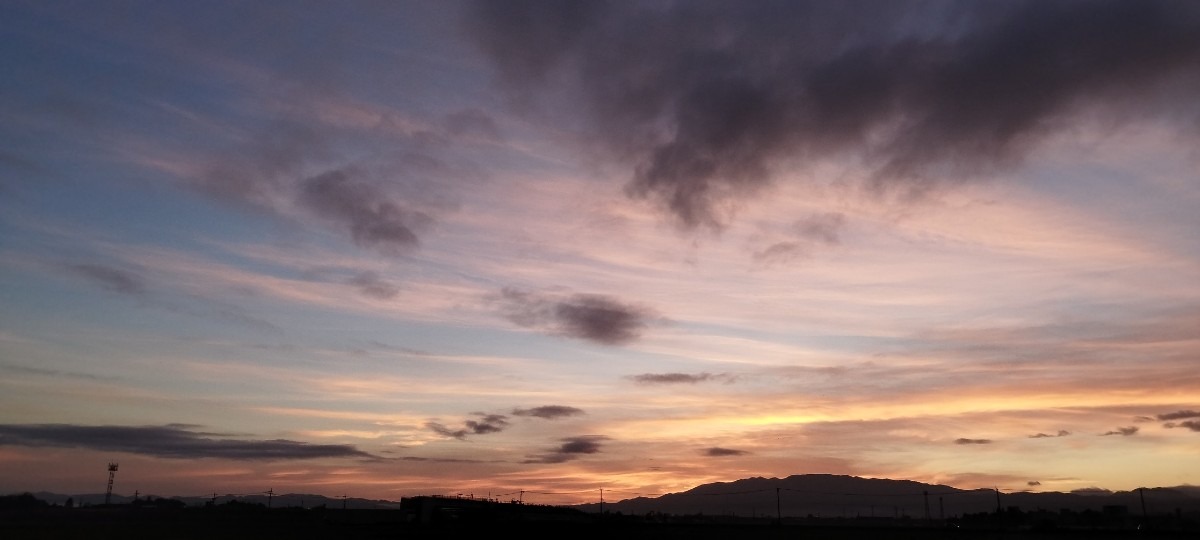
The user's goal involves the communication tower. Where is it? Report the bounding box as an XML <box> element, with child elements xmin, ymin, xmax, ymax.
<box><xmin>105</xmin><ymin>463</ymin><xmax>119</xmax><ymax>505</ymax></box>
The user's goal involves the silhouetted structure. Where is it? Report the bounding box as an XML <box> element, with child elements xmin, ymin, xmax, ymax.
<box><xmin>104</xmin><ymin>463</ymin><xmax>118</xmax><ymax>505</ymax></box>
<box><xmin>399</xmin><ymin>495</ymin><xmax>591</xmax><ymax>524</ymax></box>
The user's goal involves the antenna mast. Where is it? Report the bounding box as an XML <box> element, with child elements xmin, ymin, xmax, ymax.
<box><xmin>105</xmin><ymin>463</ymin><xmax>119</xmax><ymax>505</ymax></box>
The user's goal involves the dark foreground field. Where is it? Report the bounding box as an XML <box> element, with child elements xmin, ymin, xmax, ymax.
<box><xmin>3</xmin><ymin>507</ymin><xmax>1196</xmax><ymax>540</ymax></box>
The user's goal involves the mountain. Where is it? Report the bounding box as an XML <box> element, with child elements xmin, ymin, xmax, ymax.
<box><xmin>573</xmin><ymin>474</ymin><xmax>1200</xmax><ymax>519</ymax></box>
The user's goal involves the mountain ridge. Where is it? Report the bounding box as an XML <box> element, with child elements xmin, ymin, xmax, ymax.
<box><xmin>573</xmin><ymin>474</ymin><xmax>1200</xmax><ymax>518</ymax></box>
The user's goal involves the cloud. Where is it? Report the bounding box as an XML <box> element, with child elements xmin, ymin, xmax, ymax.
<box><xmin>753</xmin><ymin>212</ymin><xmax>847</xmax><ymax>264</ymax></box>
<box><xmin>954</xmin><ymin>438</ymin><xmax>992</xmax><ymax>445</ymax></box>
<box><xmin>1027</xmin><ymin>481</ymin><xmax>1042</xmax><ymax>486</ymax></box>
<box><xmin>443</xmin><ymin>108</ymin><xmax>502</xmax><ymax>140</ymax></box>
<box><xmin>299</xmin><ymin>169</ymin><xmax>431</xmax><ymax>256</ymax></box>
<box><xmin>627</xmin><ymin>372</ymin><xmax>728</xmax><ymax>385</ymax></box>
<box><xmin>496</xmin><ymin>288</ymin><xmax>656</xmax><ymax>345</ymax></box>
<box><xmin>0</xmin><ymin>424</ymin><xmax>377</xmax><ymax>460</ymax></box>
<box><xmin>792</xmin><ymin>212</ymin><xmax>847</xmax><ymax>245</ymax></box>
<box><xmin>702</xmin><ymin>447</ymin><xmax>749</xmax><ymax>457</ymax></box>
<box><xmin>347</xmin><ymin>271</ymin><xmax>400</xmax><ymax>300</ymax></box>
<box><xmin>63</xmin><ymin>263</ymin><xmax>146</xmax><ymax>295</ymax></box>
<box><xmin>1164</xmin><ymin>420</ymin><xmax>1200</xmax><ymax>432</ymax></box>
<box><xmin>426</xmin><ymin>413</ymin><xmax>510</xmax><ymax>440</ymax></box>
<box><xmin>466</xmin><ymin>0</ymin><xmax>1200</xmax><ymax>229</ymax></box>
<box><xmin>1156</xmin><ymin>410</ymin><xmax>1200</xmax><ymax>421</ymax></box>
<box><xmin>522</xmin><ymin>435</ymin><xmax>608</xmax><ymax>464</ymax></box>
<box><xmin>1028</xmin><ymin>430</ymin><xmax>1071</xmax><ymax>438</ymax></box>
<box><xmin>1100</xmin><ymin>426</ymin><xmax>1139</xmax><ymax>436</ymax></box>
<box><xmin>511</xmin><ymin>405</ymin><xmax>585</xmax><ymax>419</ymax></box>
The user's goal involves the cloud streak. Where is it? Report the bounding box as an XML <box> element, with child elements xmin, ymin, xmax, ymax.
<box><xmin>1028</xmin><ymin>430</ymin><xmax>1071</xmax><ymax>439</ymax></box>
<box><xmin>523</xmin><ymin>435</ymin><xmax>608</xmax><ymax>464</ymax></box>
<box><xmin>426</xmin><ymin>413</ymin><xmax>511</xmax><ymax>440</ymax></box>
<box><xmin>627</xmin><ymin>372</ymin><xmax>730</xmax><ymax>385</ymax></box>
<box><xmin>63</xmin><ymin>263</ymin><xmax>146</xmax><ymax>295</ymax></box>
<box><xmin>1100</xmin><ymin>426</ymin><xmax>1139</xmax><ymax>436</ymax></box>
<box><xmin>496</xmin><ymin>288</ymin><xmax>656</xmax><ymax>345</ymax></box>
<box><xmin>0</xmin><ymin>424</ymin><xmax>378</xmax><ymax>460</ymax></box>
<box><xmin>511</xmin><ymin>405</ymin><xmax>585</xmax><ymax>419</ymax></box>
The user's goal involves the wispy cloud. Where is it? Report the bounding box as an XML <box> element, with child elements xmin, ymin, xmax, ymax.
<box><xmin>954</xmin><ymin>438</ymin><xmax>992</xmax><ymax>445</ymax></box>
<box><xmin>753</xmin><ymin>212</ymin><xmax>847</xmax><ymax>264</ymax></box>
<box><xmin>511</xmin><ymin>405</ymin><xmax>585</xmax><ymax>419</ymax></box>
<box><xmin>426</xmin><ymin>413</ymin><xmax>511</xmax><ymax>440</ymax></box>
<box><xmin>522</xmin><ymin>435</ymin><xmax>608</xmax><ymax>464</ymax></box>
<box><xmin>1156</xmin><ymin>410</ymin><xmax>1200</xmax><ymax>421</ymax></box>
<box><xmin>702</xmin><ymin>447</ymin><xmax>749</xmax><ymax>457</ymax></box>
<box><xmin>1164</xmin><ymin>421</ymin><xmax>1200</xmax><ymax>432</ymax></box>
<box><xmin>1028</xmin><ymin>430</ymin><xmax>1071</xmax><ymax>439</ymax></box>
<box><xmin>495</xmin><ymin>287</ymin><xmax>657</xmax><ymax>345</ymax></box>
<box><xmin>63</xmin><ymin>263</ymin><xmax>146</xmax><ymax>294</ymax></box>
<box><xmin>347</xmin><ymin>271</ymin><xmax>400</xmax><ymax>300</ymax></box>
<box><xmin>627</xmin><ymin>372</ymin><xmax>730</xmax><ymax>385</ymax></box>
<box><xmin>0</xmin><ymin>424</ymin><xmax>378</xmax><ymax>460</ymax></box>
<box><xmin>1100</xmin><ymin>426</ymin><xmax>1139</xmax><ymax>436</ymax></box>
<box><xmin>299</xmin><ymin>168</ymin><xmax>431</xmax><ymax>256</ymax></box>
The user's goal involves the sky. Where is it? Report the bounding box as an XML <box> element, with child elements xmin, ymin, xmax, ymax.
<box><xmin>1</xmin><ymin>0</ymin><xmax>1199</xmax><ymax>506</ymax></box>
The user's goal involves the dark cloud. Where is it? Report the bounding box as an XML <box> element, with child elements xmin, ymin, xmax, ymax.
<box><xmin>703</xmin><ymin>447</ymin><xmax>749</xmax><ymax>457</ymax></box>
<box><xmin>0</xmin><ymin>423</ymin><xmax>377</xmax><ymax>460</ymax></box>
<box><xmin>299</xmin><ymin>169</ymin><xmax>431</xmax><ymax>256</ymax></box>
<box><xmin>466</xmin><ymin>0</ymin><xmax>1200</xmax><ymax>229</ymax></box>
<box><xmin>511</xmin><ymin>405</ymin><xmax>585</xmax><ymax>419</ymax></box>
<box><xmin>443</xmin><ymin>108</ymin><xmax>502</xmax><ymax>140</ymax></box>
<box><xmin>1027</xmin><ymin>481</ymin><xmax>1042</xmax><ymax>486</ymax></box>
<box><xmin>522</xmin><ymin>435</ymin><xmax>608</xmax><ymax>464</ymax></box>
<box><xmin>398</xmin><ymin>456</ymin><xmax>487</xmax><ymax>463</ymax></box>
<box><xmin>1100</xmin><ymin>426</ymin><xmax>1139</xmax><ymax>436</ymax></box>
<box><xmin>497</xmin><ymin>288</ymin><xmax>655</xmax><ymax>345</ymax></box>
<box><xmin>426</xmin><ymin>413</ymin><xmax>510</xmax><ymax>440</ymax></box>
<box><xmin>347</xmin><ymin>271</ymin><xmax>400</xmax><ymax>300</ymax></box>
<box><xmin>627</xmin><ymin>372</ymin><xmax>728</xmax><ymax>385</ymax></box>
<box><xmin>1164</xmin><ymin>420</ymin><xmax>1200</xmax><ymax>432</ymax></box>
<box><xmin>1028</xmin><ymin>430</ymin><xmax>1071</xmax><ymax>438</ymax></box>
<box><xmin>1156</xmin><ymin>410</ymin><xmax>1200</xmax><ymax>421</ymax></box>
<box><xmin>64</xmin><ymin>263</ymin><xmax>146</xmax><ymax>294</ymax></box>
<box><xmin>954</xmin><ymin>438</ymin><xmax>992</xmax><ymax>445</ymax></box>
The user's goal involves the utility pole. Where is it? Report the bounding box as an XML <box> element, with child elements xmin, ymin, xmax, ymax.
<box><xmin>267</xmin><ymin>488</ymin><xmax>274</xmax><ymax>509</ymax></box>
<box><xmin>775</xmin><ymin>487</ymin><xmax>781</xmax><ymax>525</ymax></box>
<box><xmin>599</xmin><ymin>488</ymin><xmax>604</xmax><ymax>515</ymax></box>
<box><xmin>939</xmin><ymin>496</ymin><xmax>945</xmax><ymax>520</ymax></box>
<box><xmin>1139</xmin><ymin>488</ymin><xmax>1148</xmax><ymax>523</ymax></box>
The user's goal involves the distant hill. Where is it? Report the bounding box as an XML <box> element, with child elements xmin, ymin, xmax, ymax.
<box><xmin>572</xmin><ymin>474</ymin><xmax>1200</xmax><ymax>519</ymax></box>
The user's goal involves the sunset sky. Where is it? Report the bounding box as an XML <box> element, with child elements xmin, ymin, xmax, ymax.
<box><xmin>2</xmin><ymin>0</ymin><xmax>1198</xmax><ymax>506</ymax></box>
